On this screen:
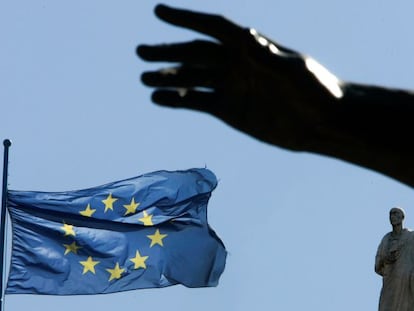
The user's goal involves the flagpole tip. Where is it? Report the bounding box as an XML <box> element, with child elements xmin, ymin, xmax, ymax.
<box><xmin>3</xmin><ymin>139</ymin><xmax>11</xmax><ymax>147</ymax></box>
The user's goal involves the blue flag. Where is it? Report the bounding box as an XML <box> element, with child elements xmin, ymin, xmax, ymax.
<box><xmin>6</xmin><ymin>168</ymin><xmax>226</xmax><ymax>295</ymax></box>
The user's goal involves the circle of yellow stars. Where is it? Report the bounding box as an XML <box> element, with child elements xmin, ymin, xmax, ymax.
<box><xmin>79</xmin><ymin>193</ymin><xmax>153</xmax><ymax>226</ymax></box>
<box><xmin>61</xmin><ymin>192</ymin><xmax>168</xmax><ymax>282</ymax></box>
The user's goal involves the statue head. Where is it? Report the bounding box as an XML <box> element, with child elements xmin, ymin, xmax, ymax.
<box><xmin>389</xmin><ymin>207</ymin><xmax>405</xmax><ymax>226</ymax></box>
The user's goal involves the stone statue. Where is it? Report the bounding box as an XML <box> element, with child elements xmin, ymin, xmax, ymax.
<box><xmin>375</xmin><ymin>207</ymin><xmax>414</xmax><ymax>310</ymax></box>
<box><xmin>137</xmin><ymin>4</ymin><xmax>414</xmax><ymax>188</ymax></box>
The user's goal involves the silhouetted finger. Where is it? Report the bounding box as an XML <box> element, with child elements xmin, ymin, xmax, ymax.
<box><xmin>137</xmin><ymin>40</ymin><xmax>226</xmax><ymax>65</ymax></box>
<box><xmin>141</xmin><ymin>66</ymin><xmax>220</xmax><ymax>88</ymax></box>
<box><xmin>154</xmin><ymin>4</ymin><xmax>244</xmax><ymax>44</ymax></box>
<box><xmin>151</xmin><ymin>89</ymin><xmax>222</xmax><ymax>117</ymax></box>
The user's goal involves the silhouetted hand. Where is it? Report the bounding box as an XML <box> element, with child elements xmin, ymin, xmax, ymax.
<box><xmin>138</xmin><ymin>4</ymin><xmax>414</xmax><ymax>188</ymax></box>
<box><xmin>385</xmin><ymin>250</ymin><xmax>400</xmax><ymax>263</ymax></box>
<box><xmin>137</xmin><ymin>4</ymin><xmax>343</xmax><ymax>151</ymax></box>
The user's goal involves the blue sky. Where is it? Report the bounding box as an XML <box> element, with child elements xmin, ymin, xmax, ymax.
<box><xmin>1</xmin><ymin>0</ymin><xmax>414</xmax><ymax>310</ymax></box>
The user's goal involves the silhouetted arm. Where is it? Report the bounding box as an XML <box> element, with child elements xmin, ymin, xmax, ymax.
<box><xmin>313</xmin><ymin>83</ymin><xmax>414</xmax><ymax>187</ymax></box>
<box><xmin>137</xmin><ymin>4</ymin><xmax>414</xmax><ymax>187</ymax></box>
<box><xmin>375</xmin><ymin>237</ymin><xmax>386</xmax><ymax>276</ymax></box>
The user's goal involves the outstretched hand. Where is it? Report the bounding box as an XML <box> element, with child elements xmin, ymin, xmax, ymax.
<box><xmin>137</xmin><ymin>4</ymin><xmax>414</xmax><ymax>188</ymax></box>
<box><xmin>137</xmin><ymin>4</ymin><xmax>343</xmax><ymax>151</ymax></box>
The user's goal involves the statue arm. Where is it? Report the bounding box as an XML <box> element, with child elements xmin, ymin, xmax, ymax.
<box><xmin>375</xmin><ymin>253</ymin><xmax>385</xmax><ymax>276</ymax></box>
<box><xmin>310</xmin><ymin>84</ymin><xmax>414</xmax><ymax>188</ymax></box>
<box><xmin>375</xmin><ymin>240</ymin><xmax>386</xmax><ymax>276</ymax></box>
<box><xmin>138</xmin><ymin>4</ymin><xmax>414</xmax><ymax>187</ymax></box>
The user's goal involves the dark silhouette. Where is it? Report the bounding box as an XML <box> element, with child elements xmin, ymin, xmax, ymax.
<box><xmin>137</xmin><ymin>4</ymin><xmax>414</xmax><ymax>188</ymax></box>
<box><xmin>375</xmin><ymin>208</ymin><xmax>414</xmax><ymax>310</ymax></box>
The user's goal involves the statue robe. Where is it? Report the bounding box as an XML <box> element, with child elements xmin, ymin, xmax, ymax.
<box><xmin>375</xmin><ymin>229</ymin><xmax>414</xmax><ymax>311</ymax></box>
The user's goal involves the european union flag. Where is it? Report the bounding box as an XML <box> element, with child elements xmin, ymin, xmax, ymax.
<box><xmin>5</xmin><ymin>168</ymin><xmax>226</xmax><ymax>295</ymax></box>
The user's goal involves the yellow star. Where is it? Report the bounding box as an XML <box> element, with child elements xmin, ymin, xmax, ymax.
<box><xmin>79</xmin><ymin>203</ymin><xmax>96</xmax><ymax>217</ymax></box>
<box><xmin>138</xmin><ymin>210</ymin><xmax>153</xmax><ymax>226</ymax></box>
<box><xmin>123</xmin><ymin>197</ymin><xmax>140</xmax><ymax>215</ymax></box>
<box><xmin>102</xmin><ymin>193</ymin><xmax>118</xmax><ymax>212</ymax></box>
<box><xmin>63</xmin><ymin>241</ymin><xmax>82</xmax><ymax>255</ymax></box>
<box><xmin>61</xmin><ymin>223</ymin><xmax>75</xmax><ymax>237</ymax></box>
<box><xmin>79</xmin><ymin>256</ymin><xmax>100</xmax><ymax>274</ymax></box>
<box><xmin>147</xmin><ymin>229</ymin><xmax>168</xmax><ymax>247</ymax></box>
<box><xmin>129</xmin><ymin>250</ymin><xmax>149</xmax><ymax>269</ymax></box>
<box><xmin>106</xmin><ymin>262</ymin><xmax>125</xmax><ymax>281</ymax></box>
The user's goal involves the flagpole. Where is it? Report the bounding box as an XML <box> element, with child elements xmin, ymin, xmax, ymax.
<box><xmin>0</xmin><ymin>139</ymin><xmax>11</xmax><ymax>311</ymax></box>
